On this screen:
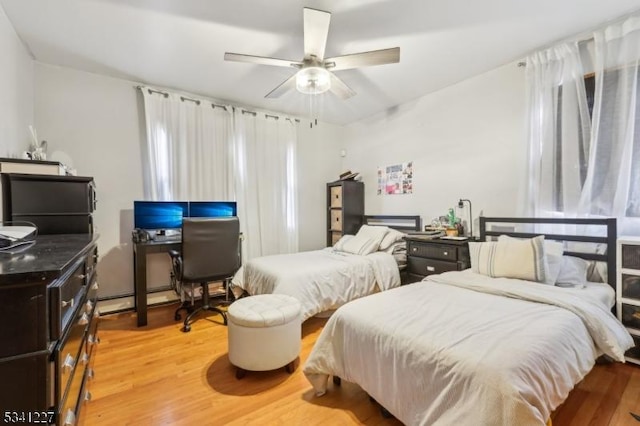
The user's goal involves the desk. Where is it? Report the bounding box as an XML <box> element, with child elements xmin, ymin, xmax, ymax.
<box><xmin>133</xmin><ymin>239</ymin><xmax>180</xmax><ymax>327</ymax></box>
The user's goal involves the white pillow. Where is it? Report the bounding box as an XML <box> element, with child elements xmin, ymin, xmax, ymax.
<box><xmin>333</xmin><ymin>234</ymin><xmax>354</xmax><ymax>251</ymax></box>
<box><xmin>341</xmin><ymin>225</ymin><xmax>389</xmax><ymax>255</ymax></box>
<box><xmin>379</xmin><ymin>228</ymin><xmax>406</xmax><ymax>251</ymax></box>
<box><xmin>497</xmin><ymin>235</ymin><xmax>563</xmax><ymax>285</ymax></box>
<box><xmin>556</xmin><ymin>256</ymin><xmax>589</xmax><ymax>286</ymax></box>
<box><xmin>469</xmin><ymin>235</ymin><xmax>547</xmax><ymax>282</ymax></box>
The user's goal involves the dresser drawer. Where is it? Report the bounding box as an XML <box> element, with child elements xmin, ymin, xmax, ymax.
<box><xmin>330</xmin><ymin>210</ymin><xmax>343</xmax><ymax>231</ymax></box>
<box><xmin>622</xmin><ymin>244</ymin><xmax>640</xmax><ymax>269</ymax></box>
<box><xmin>622</xmin><ymin>274</ymin><xmax>640</xmax><ymax>299</ymax></box>
<box><xmin>408</xmin><ymin>257</ymin><xmax>458</xmax><ymax>277</ymax></box>
<box><xmin>330</xmin><ymin>186</ymin><xmax>342</xmax><ymax>208</ymax></box>
<box><xmin>50</xmin><ymin>262</ymin><xmax>87</xmax><ymax>341</ymax></box>
<box><xmin>622</xmin><ymin>304</ymin><xmax>640</xmax><ymax>330</ymax></box>
<box><xmin>408</xmin><ymin>241</ymin><xmax>458</xmax><ymax>261</ymax></box>
<box><xmin>56</xmin><ymin>306</ymin><xmax>91</xmax><ymax>404</ymax></box>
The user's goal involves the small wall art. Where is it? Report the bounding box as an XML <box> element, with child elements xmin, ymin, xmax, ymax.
<box><xmin>377</xmin><ymin>161</ymin><xmax>413</xmax><ymax>195</ymax></box>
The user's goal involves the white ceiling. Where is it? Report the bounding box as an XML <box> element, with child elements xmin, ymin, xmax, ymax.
<box><xmin>2</xmin><ymin>0</ymin><xmax>639</xmax><ymax>125</ymax></box>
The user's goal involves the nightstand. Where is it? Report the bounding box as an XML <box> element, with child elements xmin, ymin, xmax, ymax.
<box><xmin>405</xmin><ymin>237</ymin><xmax>470</xmax><ymax>283</ymax></box>
<box><xmin>617</xmin><ymin>237</ymin><xmax>640</xmax><ymax>365</ymax></box>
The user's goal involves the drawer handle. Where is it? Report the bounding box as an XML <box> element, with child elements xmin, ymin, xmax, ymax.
<box><xmin>61</xmin><ymin>298</ymin><xmax>74</xmax><ymax>309</ymax></box>
<box><xmin>84</xmin><ymin>390</ymin><xmax>92</xmax><ymax>403</ymax></box>
<box><xmin>412</xmin><ymin>247</ymin><xmax>417</xmax><ymax>252</ymax></box>
<box><xmin>93</xmin><ymin>254</ymin><xmax>98</xmax><ymax>260</ymax></box>
<box><xmin>92</xmin><ymin>282</ymin><xmax>99</xmax><ymax>291</ymax></box>
<box><xmin>63</xmin><ymin>409</ymin><xmax>76</xmax><ymax>426</ymax></box>
<box><xmin>426</xmin><ymin>266</ymin><xmax>435</xmax><ymax>272</ymax></box>
<box><xmin>88</xmin><ymin>334</ymin><xmax>101</xmax><ymax>346</ymax></box>
<box><xmin>62</xmin><ymin>353</ymin><xmax>75</xmax><ymax>373</ymax></box>
<box><xmin>443</xmin><ymin>251</ymin><xmax>448</xmax><ymax>255</ymax></box>
<box><xmin>85</xmin><ymin>300</ymin><xmax>94</xmax><ymax>312</ymax></box>
<box><xmin>80</xmin><ymin>352</ymin><xmax>89</xmax><ymax>365</ymax></box>
<box><xmin>79</xmin><ymin>274</ymin><xmax>87</xmax><ymax>280</ymax></box>
<box><xmin>94</xmin><ymin>310</ymin><xmax>101</xmax><ymax>319</ymax></box>
<box><xmin>88</xmin><ymin>368</ymin><xmax>95</xmax><ymax>380</ymax></box>
<box><xmin>78</xmin><ymin>313</ymin><xmax>89</xmax><ymax>326</ymax></box>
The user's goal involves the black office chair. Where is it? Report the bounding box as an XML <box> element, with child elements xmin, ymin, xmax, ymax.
<box><xmin>169</xmin><ymin>217</ymin><xmax>241</xmax><ymax>332</ymax></box>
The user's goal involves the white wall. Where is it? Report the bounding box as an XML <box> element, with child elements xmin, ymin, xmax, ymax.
<box><xmin>34</xmin><ymin>63</ymin><xmax>341</xmax><ymax>304</ymax></box>
<box><xmin>343</xmin><ymin>61</ymin><xmax>527</xmax><ymax>236</ymax></box>
<box><xmin>0</xmin><ymin>4</ymin><xmax>33</xmax><ymax>157</ymax></box>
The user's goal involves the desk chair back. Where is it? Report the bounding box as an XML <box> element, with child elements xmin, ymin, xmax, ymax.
<box><xmin>181</xmin><ymin>217</ymin><xmax>241</xmax><ymax>283</ymax></box>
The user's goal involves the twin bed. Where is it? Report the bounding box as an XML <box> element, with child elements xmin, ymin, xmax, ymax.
<box><xmin>231</xmin><ymin>215</ymin><xmax>421</xmax><ymax>321</ymax></box>
<box><xmin>302</xmin><ymin>217</ymin><xmax>633</xmax><ymax>425</ymax></box>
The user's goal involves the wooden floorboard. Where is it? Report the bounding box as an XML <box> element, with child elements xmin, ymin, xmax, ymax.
<box><xmin>84</xmin><ymin>303</ymin><xmax>640</xmax><ymax>425</ymax></box>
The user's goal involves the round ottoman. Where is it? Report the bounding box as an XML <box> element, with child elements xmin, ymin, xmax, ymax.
<box><xmin>227</xmin><ymin>294</ymin><xmax>301</xmax><ymax>379</ymax></box>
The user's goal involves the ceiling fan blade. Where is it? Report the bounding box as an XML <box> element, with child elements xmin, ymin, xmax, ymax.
<box><xmin>329</xmin><ymin>73</ymin><xmax>356</xmax><ymax>100</ymax></box>
<box><xmin>304</xmin><ymin>8</ymin><xmax>331</xmax><ymax>61</ymax></box>
<box><xmin>224</xmin><ymin>52</ymin><xmax>302</xmax><ymax>68</ymax></box>
<box><xmin>265</xmin><ymin>74</ymin><xmax>298</xmax><ymax>99</ymax></box>
<box><xmin>324</xmin><ymin>47</ymin><xmax>400</xmax><ymax>71</ymax></box>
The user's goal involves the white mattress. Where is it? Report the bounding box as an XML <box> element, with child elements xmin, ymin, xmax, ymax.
<box><xmin>231</xmin><ymin>248</ymin><xmax>401</xmax><ymax>321</ymax></box>
<box><xmin>304</xmin><ymin>270</ymin><xmax>632</xmax><ymax>426</ymax></box>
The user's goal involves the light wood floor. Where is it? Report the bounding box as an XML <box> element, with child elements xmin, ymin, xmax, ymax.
<box><xmin>84</xmin><ymin>303</ymin><xmax>640</xmax><ymax>426</ymax></box>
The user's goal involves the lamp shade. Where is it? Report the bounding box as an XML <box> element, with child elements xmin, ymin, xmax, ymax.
<box><xmin>296</xmin><ymin>67</ymin><xmax>331</xmax><ymax>95</ymax></box>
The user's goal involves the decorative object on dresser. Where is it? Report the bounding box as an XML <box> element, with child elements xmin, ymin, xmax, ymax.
<box><xmin>0</xmin><ymin>234</ymin><xmax>99</xmax><ymax>426</ymax></box>
<box><xmin>405</xmin><ymin>237</ymin><xmax>470</xmax><ymax>283</ymax></box>
<box><xmin>326</xmin><ymin>180</ymin><xmax>364</xmax><ymax>246</ymax></box>
<box><xmin>617</xmin><ymin>237</ymin><xmax>640</xmax><ymax>364</ymax></box>
<box><xmin>457</xmin><ymin>198</ymin><xmax>473</xmax><ymax>237</ymax></box>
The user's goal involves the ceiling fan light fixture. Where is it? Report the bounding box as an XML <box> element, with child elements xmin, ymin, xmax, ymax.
<box><xmin>296</xmin><ymin>67</ymin><xmax>331</xmax><ymax>95</ymax></box>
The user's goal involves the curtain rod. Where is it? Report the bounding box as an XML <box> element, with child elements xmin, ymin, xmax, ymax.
<box><xmin>136</xmin><ymin>85</ymin><xmax>300</xmax><ymax>123</ymax></box>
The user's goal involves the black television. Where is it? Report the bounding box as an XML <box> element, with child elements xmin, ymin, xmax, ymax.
<box><xmin>134</xmin><ymin>201</ymin><xmax>189</xmax><ymax>230</ymax></box>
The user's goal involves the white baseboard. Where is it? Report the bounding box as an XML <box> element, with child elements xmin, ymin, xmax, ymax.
<box><xmin>98</xmin><ymin>290</ymin><xmax>179</xmax><ymax>314</ymax></box>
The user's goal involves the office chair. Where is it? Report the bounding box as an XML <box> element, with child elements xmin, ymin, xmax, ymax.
<box><xmin>169</xmin><ymin>217</ymin><xmax>241</xmax><ymax>332</ymax></box>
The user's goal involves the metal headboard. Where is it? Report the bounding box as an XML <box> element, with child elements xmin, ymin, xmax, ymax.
<box><xmin>479</xmin><ymin>217</ymin><xmax>617</xmax><ymax>290</ymax></box>
<box><xmin>363</xmin><ymin>215</ymin><xmax>422</xmax><ymax>232</ymax></box>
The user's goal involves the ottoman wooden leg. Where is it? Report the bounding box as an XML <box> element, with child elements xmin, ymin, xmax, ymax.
<box><xmin>235</xmin><ymin>368</ymin><xmax>246</xmax><ymax>380</ymax></box>
<box><xmin>285</xmin><ymin>358</ymin><xmax>297</xmax><ymax>374</ymax></box>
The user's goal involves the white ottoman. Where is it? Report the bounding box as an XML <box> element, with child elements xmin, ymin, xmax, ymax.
<box><xmin>227</xmin><ymin>294</ymin><xmax>301</xmax><ymax>379</ymax></box>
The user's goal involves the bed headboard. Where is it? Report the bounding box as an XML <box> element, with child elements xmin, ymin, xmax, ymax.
<box><xmin>479</xmin><ymin>217</ymin><xmax>617</xmax><ymax>290</ymax></box>
<box><xmin>363</xmin><ymin>215</ymin><xmax>422</xmax><ymax>232</ymax></box>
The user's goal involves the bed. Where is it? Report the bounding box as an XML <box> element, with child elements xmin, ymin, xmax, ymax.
<box><xmin>303</xmin><ymin>217</ymin><xmax>633</xmax><ymax>426</ymax></box>
<box><xmin>231</xmin><ymin>215</ymin><xmax>421</xmax><ymax>321</ymax></box>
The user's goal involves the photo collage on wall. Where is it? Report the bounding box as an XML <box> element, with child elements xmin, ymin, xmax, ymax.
<box><xmin>377</xmin><ymin>161</ymin><xmax>413</xmax><ymax>195</ymax></box>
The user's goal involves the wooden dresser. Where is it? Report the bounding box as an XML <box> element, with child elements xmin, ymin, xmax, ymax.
<box><xmin>326</xmin><ymin>180</ymin><xmax>364</xmax><ymax>246</ymax></box>
<box><xmin>0</xmin><ymin>234</ymin><xmax>99</xmax><ymax>425</ymax></box>
<box><xmin>405</xmin><ymin>237</ymin><xmax>470</xmax><ymax>283</ymax></box>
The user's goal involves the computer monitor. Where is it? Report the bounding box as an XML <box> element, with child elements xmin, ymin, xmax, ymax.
<box><xmin>134</xmin><ymin>201</ymin><xmax>189</xmax><ymax>230</ymax></box>
<box><xmin>188</xmin><ymin>201</ymin><xmax>237</xmax><ymax>218</ymax></box>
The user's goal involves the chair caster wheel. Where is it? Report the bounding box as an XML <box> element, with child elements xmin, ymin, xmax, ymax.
<box><xmin>182</xmin><ymin>324</ymin><xmax>191</xmax><ymax>332</ymax></box>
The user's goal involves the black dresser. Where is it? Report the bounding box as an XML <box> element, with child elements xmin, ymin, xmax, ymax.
<box><xmin>1</xmin><ymin>173</ymin><xmax>96</xmax><ymax>235</ymax></box>
<box><xmin>405</xmin><ymin>237</ymin><xmax>470</xmax><ymax>283</ymax></box>
<box><xmin>0</xmin><ymin>234</ymin><xmax>99</xmax><ymax>425</ymax></box>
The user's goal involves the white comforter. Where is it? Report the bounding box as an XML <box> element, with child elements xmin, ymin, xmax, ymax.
<box><xmin>232</xmin><ymin>248</ymin><xmax>400</xmax><ymax>321</ymax></box>
<box><xmin>304</xmin><ymin>270</ymin><xmax>633</xmax><ymax>426</ymax></box>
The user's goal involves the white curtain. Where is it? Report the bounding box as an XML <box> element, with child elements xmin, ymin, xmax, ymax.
<box><xmin>141</xmin><ymin>88</ymin><xmax>299</xmax><ymax>259</ymax></box>
<box><xmin>579</xmin><ymin>16</ymin><xmax>640</xmax><ymax>235</ymax></box>
<box><xmin>525</xmin><ymin>14</ymin><xmax>640</xmax><ymax>235</ymax></box>
<box><xmin>232</xmin><ymin>109</ymin><xmax>299</xmax><ymax>260</ymax></box>
<box><xmin>524</xmin><ymin>43</ymin><xmax>591</xmax><ymax>217</ymax></box>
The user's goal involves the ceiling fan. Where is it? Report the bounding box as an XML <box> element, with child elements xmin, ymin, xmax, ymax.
<box><xmin>224</xmin><ymin>7</ymin><xmax>400</xmax><ymax>100</ymax></box>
